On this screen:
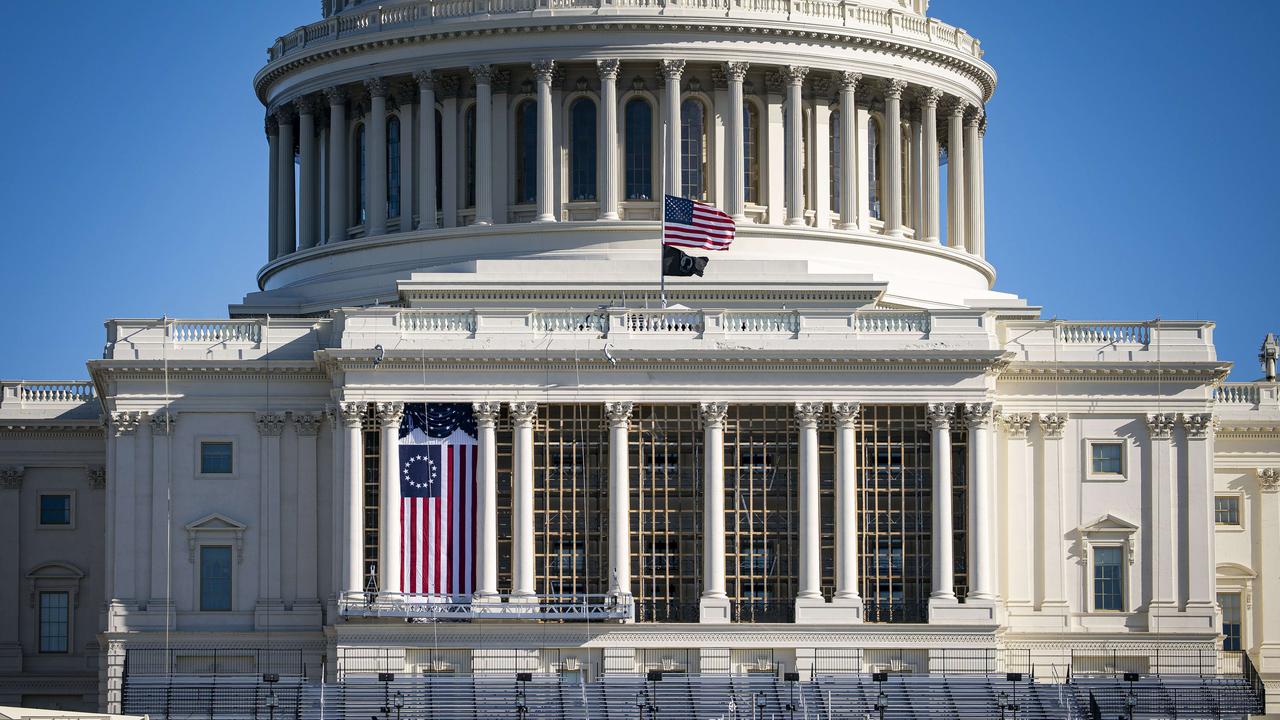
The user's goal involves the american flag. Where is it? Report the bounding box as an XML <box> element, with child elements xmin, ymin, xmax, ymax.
<box><xmin>663</xmin><ymin>194</ymin><xmax>735</xmax><ymax>251</ymax></box>
<box><xmin>400</xmin><ymin>406</ymin><xmax>477</xmax><ymax>596</ymax></box>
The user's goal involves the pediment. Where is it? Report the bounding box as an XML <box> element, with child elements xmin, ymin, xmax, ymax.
<box><xmin>25</xmin><ymin>561</ymin><xmax>85</xmax><ymax>581</ymax></box>
<box><xmin>185</xmin><ymin>513</ymin><xmax>247</xmax><ymax>532</ymax></box>
<box><xmin>1079</xmin><ymin>513</ymin><xmax>1139</xmax><ymax>534</ymax></box>
<box><xmin>1217</xmin><ymin>562</ymin><xmax>1257</xmax><ymax>579</ymax></box>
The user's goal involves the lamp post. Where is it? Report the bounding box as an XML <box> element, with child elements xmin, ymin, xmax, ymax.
<box><xmin>784</xmin><ymin>671</ymin><xmax>799</xmax><ymax>720</ymax></box>
<box><xmin>516</xmin><ymin>671</ymin><xmax>531</xmax><ymax>720</ymax></box>
<box><xmin>873</xmin><ymin>671</ymin><xmax>888</xmax><ymax>720</ymax></box>
<box><xmin>393</xmin><ymin>690</ymin><xmax>404</xmax><ymax>720</ymax></box>
<box><xmin>266</xmin><ymin>690</ymin><xmax>278</xmax><ymax>720</ymax></box>
<box><xmin>1124</xmin><ymin>671</ymin><xmax>1139</xmax><ymax>720</ymax></box>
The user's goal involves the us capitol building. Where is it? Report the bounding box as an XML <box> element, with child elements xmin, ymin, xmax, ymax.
<box><xmin>2</xmin><ymin>0</ymin><xmax>1277</xmax><ymax>717</ymax></box>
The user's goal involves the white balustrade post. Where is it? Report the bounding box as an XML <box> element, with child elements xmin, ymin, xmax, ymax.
<box><xmin>946</xmin><ymin>101</ymin><xmax>967</xmax><ymax>250</ymax></box>
<box><xmin>606</xmin><ymin>402</ymin><xmax>634</xmax><ymax>603</ymax></box>
<box><xmin>927</xmin><ymin>403</ymin><xmax>956</xmax><ymax>614</ymax></box>
<box><xmin>964</xmin><ymin>403</ymin><xmax>996</xmax><ymax>603</ymax></box>
<box><xmin>378</xmin><ymin>402</ymin><xmax>405</xmax><ymax>597</ymax></box>
<box><xmin>598</xmin><ymin>60</ymin><xmax>621</xmax><ymax>220</ymax></box>
<box><xmin>274</xmin><ymin>106</ymin><xmax>296</xmax><ymax>257</ymax></box>
<box><xmin>415</xmin><ymin>72</ymin><xmax>438</xmax><ymax>230</ymax></box>
<box><xmin>324</xmin><ymin>87</ymin><xmax>349</xmax><ymax>243</ymax></box>
<box><xmin>832</xmin><ymin>403</ymin><xmax>863</xmax><ymax>619</ymax></box>
<box><xmin>365</xmin><ymin>78</ymin><xmax>389</xmax><ymax>236</ymax></box>
<box><xmin>510</xmin><ymin>402</ymin><xmax>539</xmax><ymax>600</ymax></box>
<box><xmin>795</xmin><ymin>403</ymin><xmax>825</xmax><ymax>617</ymax></box>
<box><xmin>921</xmin><ymin>89</ymin><xmax>942</xmax><ymax>244</ymax></box>
<box><xmin>725</xmin><ymin>62</ymin><xmax>749</xmax><ymax>221</ymax></box>
<box><xmin>661</xmin><ymin>60</ymin><xmax>686</xmax><ymax>198</ymax></box>
<box><xmin>837</xmin><ymin>72</ymin><xmax>860</xmax><ymax>230</ymax></box>
<box><xmin>297</xmin><ymin>97</ymin><xmax>318</xmax><ymax>249</ymax></box>
<box><xmin>471</xmin><ymin>66</ymin><xmax>494</xmax><ymax>226</ymax></box>
<box><xmin>699</xmin><ymin>402</ymin><xmax>731</xmax><ymax>623</ymax></box>
<box><xmin>883</xmin><ymin>79</ymin><xmax>907</xmax><ymax>237</ymax></box>
<box><xmin>341</xmin><ymin>403</ymin><xmax>366</xmax><ymax>601</ymax></box>
<box><xmin>472</xmin><ymin>403</ymin><xmax>502</xmax><ymax>599</ymax></box>
<box><xmin>963</xmin><ymin>108</ymin><xmax>982</xmax><ymax>254</ymax></box>
<box><xmin>783</xmin><ymin>65</ymin><xmax>809</xmax><ymax>226</ymax></box>
<box><xmin>532</xmin><ymin>61</ymin><xmax>557</xmax><ymax>223</ymax></box>
<box><xmin>267</xmin><ymin>117</ymin><xmax>280</xmax><ymax>259</ymax></box>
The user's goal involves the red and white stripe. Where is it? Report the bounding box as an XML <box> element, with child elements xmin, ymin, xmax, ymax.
<box><xmin>664</xmin><ymin>202</ymin><xmax>736</xmax><ymax>250</ymax></box>
<box><xmin>402</xmin><ymin>436</ymin><xmax>478</xmax><ymax>596</ymax></box>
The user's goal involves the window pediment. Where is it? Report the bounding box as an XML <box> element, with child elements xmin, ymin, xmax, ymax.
<box><xmin>26</xmin><ymin>561</ymin><xmax>85</xmax><ymax>608</ymax></box>
<box><xmin>184</xmin><ymin>513</ymin><xmax>247</xmax><ymax>564</ymax></box>
<box><xmin>1078</xmin><ymin>514</ymin><xmax>1138</xmax><ymax>566</ymax></box>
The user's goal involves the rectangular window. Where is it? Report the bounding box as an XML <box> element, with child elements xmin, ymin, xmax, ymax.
<box><xmin>200</xmin><ymin>442</ymin><xmax>233</xmax><ymax>474</ymax></box>
<box><xmin>1219</xmin><ymin>592</ymin><xmax>1242</xmax><ymax>651</ymax></box>
<box><xmin>39</xmin><ymin>592</ymin><xmax>69</xmax><ymax>653</ymax></box>
<box><xmin>1093</xmin><ymin>546</ymin><xmax>1125</xmax><ymax>611</ymax></box>
<box><xmin>199</xmin><ymin>546</ymin><xmax>233</xmax><ymax>611</ymax></box>
<box><xmin>1090</xmin><ymin>442</ymin><xmax>1124</xmax><ymax>475</ymax></box>
<box><xmin>39</xmin><ymin>494</ymin><xmax>72</xmax><ymax>525</ymax></box>
<box><xmin>1215</xmin><ymin>496</ymin><xmax>1241</xmax><ymax>526</ymax></box>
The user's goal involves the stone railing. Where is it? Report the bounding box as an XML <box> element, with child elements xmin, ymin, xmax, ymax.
<box><xmin>1057</xmin><ymin>322</ymin><xmax>1150</xmax><ymax>346</ymax></box>
<box><xmin>398</xmin><ymin>310</ymin><xmax>477</xmax><ymax>334</ymax></box>
<box><xmin>270</xmin><ymin>0</ymin><xmax>982</xmax><ymax>62</ymax></box>
<box><xmin>723</xmin><ymin>311</ymin><xmax>801</xmax><ymax>335</ymax></box>
<box><xmin>169</xmin><ymin>320</ymin><xmax>263</xmax><ymax>344</ymax></box>
<box><xmin>0</xmin><ymin>381</ymin><xmax>96</xmax><ymax>407</ymax></box>
<box><xmin>624</xmin><ymin>310</ymin><xmax>705</xmax><ymax>334</ymax></box>
<box><xmin>1215</xmin><ymin>383</ymin><xmax>1261</xmax><ymax>406</ymax></box>
<box><xmin>1001</xmin><ymin>320</ymin><xmax>1214</xmax><ymax>363</ymax></box>
<box><xmin>531</xmin><ymin>311</ymin><xmax>609</xmax><ymax>334</ymax></box>
<box><xmin>854</xmin><ymin>310</ymin><xmax>930</xmax><ymax>334</ymax></box>
<box><xmin>1213</xmin><ymin>382</ymin><xmax>1280</xmax><ymax>413</ymax></box>
<box><xmin>104</xmin><ymin>318</ymin><xmax>326</xmax><ymax>361</ymax></box>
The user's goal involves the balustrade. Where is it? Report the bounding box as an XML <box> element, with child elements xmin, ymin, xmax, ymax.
<box><xmin>169</xmin><ymin>320</ymin><xmax>262</xmax><ymax>344</ymax></box>
<box><xmin>397</xmin><ymin>310</ymin><xmax>477</xmax><ymax>333</ymax></box>
<box><xmin>1057</xmin><ymin>322</ymin><xmax>1150</xmax><ymax>346</ymax></box>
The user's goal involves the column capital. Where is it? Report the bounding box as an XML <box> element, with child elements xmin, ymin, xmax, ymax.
<box><xmin>149</xmin><ymin>411</ymin><xmax>175</xmax><ymax>436</ymax></box>
<box><xmin>294</xmin><ymin>95</ymin><xmax>321</xmax><ymax>116</ymax></box>
<box><xmin>724</xmin><ymin>62</ymin><xmax>750</xmax><ymax>82</ymax></box>
<box><xmin>963</xmin><ymin>401</ymin><xmax>994</xmax><ymax>429</ymax></box>
<box><xmin>965</xmin><ymin>105</ymin><xmax>985</xmax><ymax>127</ymax></box>
<box><xmin>376</xmin><ymin>401</ymin><xmax>405</xmax><ymax>426</ymax></box>
<box><xmin>1258</xmin><ymin>467</ymin><xmax>1280</xmax><ymax>493</ymax></box>
<box><xmin>923</xmin><ymin>87</ymin><xmax>944</xmax><ymax>107</ymax></box>
<box><xmin>364</xmin><ymin>77</ymin><xmax>388</xmax><ymax>99</ymax></box>
<box><xmin>509</xmin><ymin>401</ymin><xmax>538</xmax><ymax>424</ymax></box>
<box><xmin>413</xmin><ymin>70</ymin><xmax>435</xmax><ymax>89</ymax></box>
<box><xmin>110</xmin><ymin>411</ymin><xmax>144</xmax><ymax>437</ymax></box>
<box><xmin>596</xmin><ymin>58</ymin><xmax>621</xmax><ymax>80</ymax></box>
<box><xmin>832</xmin><ymin>402</ymin><xmax>861</xmax><ymax>426</ymax></box>
<box><xmin>265</xmin><ymin>114</ymin><xmax>279</xmax><ymax>136</ymax></box>
<box><xmin>659</xmin><ymin>59</ymin><xmax>686</xmax><ymax>81</ymax></box>
<box><xmin>86</xmin><ymin>466</ymin><xmax>106</xmax><ymax>490</ymax></box>
<box><xmin>338</xmin><ymin>402</ymin><xmax>365</xmax><ymax>428</ymax></box>
<box><xmin>323</xmin><ymin>86</ymin><xmax>348</xmax><ymax>106</ymax></box>
<box><xmin>605</xmin><ymin>401</ymin><xmax>634</xmax><ymax>426</ymax></box>
<box><xmin>997</xmin><ymin>412</ymin><xmax>1034</xmax><ymax>438</ymax></box>
<box><xmin>794</xmin><ymin>402</ymin><xmax>824</xmax><ymax>427</ymax></box>
<box><xmin>699</xmin><ymin>401</ymin><xmax>729</xmax><ymax>427</ymax></box>
<box><xmin>270</xmin><ymin>104</ymin><xmax>295</xmax><ymax>125</ymax></box>
<box><xmin>256</xmin><ymin>412</ymin><xmax>287</xmax><ymax>437</ymax></box>
<box><xmin>950</xmin><ymin>99</ymin><xmax>971</xmax><ymax>118</ymax></box>
<box><xmin>926</xmin><ymin>403</ymin><xmax>954</xmax><ymax>430</ymax></box>
<box><xmin>0</xmin><ymin>466</ymin><xmax>24</xmax><ymax>490</ymax></box>
<box><xmin>1181</xmin><ymin>412</ymin><xmax>1217</xmax><ymax>438</ymax></box>
<box><xmin>470</xmin><ymin>64</ymin><xmax>494</xmax><ymax>84</ymax></box>
<box><xmin>782</xmin><ymin>65</ymin><xmax>810</xmax><ymax>85</ymax></box>
<box><xmin>885</xmin><ymin>78</ymin><xmax>908</xmax><ymax>99</ymax></box>
<box><xmin>472</xmin><ymin>402</ymin><xmax>502</xmax><ymax>426</ymax></box>
<box><xmin>838</xmin><ymin>71</ymin><xmax>862</xmax><ymax>91</ymax></box>
<box><xmin>1039</xmin><ymin>412</ymin><xmax>1068</xmax><ymax>439</ymax></box>
<box><xmin>293</xmin><ymin>411</ymin><xmax>324</xmax><ymax>436</ymax></box>
<box><xmin>1146</xmin><ymin>412</ymin><xmax>1177</xmax><ymax>439</ymax></box>
<box><xmin>531</xmin><ymin>60</ymin><xmax>556</xmax><ymax>83</ymax></box>
<box><xmin>979</xmin><ymin>115</ymin><xmax>989</xmax><ymax>137</ymax></box>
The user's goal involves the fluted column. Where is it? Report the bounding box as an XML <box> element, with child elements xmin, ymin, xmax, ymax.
<box><xmin>598</xmin><ymin>60</ymin><xmax>621</xmax><ymax>220</ymax></box>
<box><xmin>883</xmin><ymin>79</ymin><xmax>907</xmax><ymax>237</ymax></box>
<box><xmin>378</xmin><ymin>402</ymin><xmax>404</xmax><ymax>596</ymax></box>
<box><xmin>725</xmin><ymin>62</ymin><xmax>749</xmax><ymax>221</ymax></box>
<box><xmin>532</xmin><ymin>61</ymin><xmax>556</xmax><ymax>223</ymax></box>
<box><xmin>340</xmin><ymin>402</ymin><xmax>365</xmax><ymax>599</ymax></box>
<box><xmin>266</xmin><ymin>117</ymin><xmax>280</xmax><ymax>260</ymax></box>
<box><xmin>440</xmin><ymin>76</ymin><xmax>459</xmax><ymax>228</ymax></box>
<box><xmin>699</xmin><ymin>402</ymin><xmax>730</xmax><ymax>623</ymax></box>
<box><xmin>415</xmin><ymin>72</ymin><xmax>437</xmax><ymax>230</ymax></box>
<box><xmin>297</xmin><ymin>98</ymin><xmax>318</xmax><ymax>250</ymax></box>
<box><xmin>1147</xmin><ymin>413</ymin><xmax>1178</xmax><ymax>614</ymax></box>
<box><xmin>365</xmin><ymin>78</ymin><xmax>388</xmax><ymax>235</ymax></box>
<box><xmin>837</xmin><ymin>73</ymin><xmax>860</xmax><ymax>230</ymax></box>
<box><xmin>606</xmin><ymin>402</ymin><xmax>633</xmax><ymax>599</ymax></box>
<box><xmin>946</xmin><ymin>101</ymin><xmax>967</xmax><ymax>250</ymax></box>
<box><xmin>796</xmin><ymin>403</ymin><xmax>823</xmax><ymax>601</ymax></box>
<box><xmin>964</xmin><ymin>402</ymin><xmax>995</xmax><ymax>601</ymax></box>
<box><xmin>472</xmin><ymin>403</ymin><xmax>501</xmax><ymax>599</ymax></box>
<box><xmin>471</xmin><ymin>66</ymin><xmax>494</xmax><ymax>226</ymax></box>
<box><xmin>927</xmin><ymin>403</ymin><xmax>955</xmax><ymax>606</ymax></box>
<box><xmin>661</xmin><ymin>60</ymin><xmax>685</xmax><ymax>198</ymax></box>
<box><xmin>274</xmin><ymin>106</ymin><xmax>296</xmax><ymax>257</ymax></box>
<box><xmin>510</xmin><ymin>402</ymin><xmax>538</xmax><ymax>599</ymax></box>
<box><xmin>976</xmin><ymin>118</ymin><xmax>987</xmax><ymax>256</ymax></box>
<box><xmin>324</xmin><ymin>88</ymin><xmax>349</xmax><ymax>244</ymax></box>
<box><xmin>963</xmin><ymin>108</ymin><xmax>982</xmax><ymax>254</ymax></box>
<box><xmin>784</xmin><ymin>65</ymin><xmax>808</xmax><ymax>226</ymax></box>
<box><xmin>921</xmin><ymin>89</ymin><xmax>942</xmax><ymax>244</ymax></box>
<box><xmin>832</xmin><ymin>403</ymin><xmax>863</xmax><ymax>616</ymax></box>
<box><xmin>396</xmin><ymin>87</ymin><xmax>415</xmax><ymax>233</ymax></box>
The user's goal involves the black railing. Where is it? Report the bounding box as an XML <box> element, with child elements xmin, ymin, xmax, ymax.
<box><xmin>732</xmin><ymin>599</ymin><xmax>794</xmax><ymax>624</ymax></box>
<box><xmin>1069</xmin><ymin>648</ymin><xmax>1221</xmax><ymax>677</ymax></box>
<box><xmin>862</xmin><ymin>600</ymin><xmax>927</xmax><ymax>624</ymax></box>
<box><xmin>1241</xmin><ymin>650</ymin><xmax>1267</xmax><ymax>706</ymax></box>
<box><xmin>634</xmin><ymin>600</ymin><xmax>701</xmax><ymax>623</ymax></box>
<box><xmin>124</xmin><ymin>648</ymin><xmax>314</xmax><ymax>677</ymax></box>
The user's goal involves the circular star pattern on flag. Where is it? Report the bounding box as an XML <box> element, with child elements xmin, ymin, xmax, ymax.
<box><xmin>402</xmin><ymin>453</ymin><xmax>440</xmax><ymax>489</ymax></box>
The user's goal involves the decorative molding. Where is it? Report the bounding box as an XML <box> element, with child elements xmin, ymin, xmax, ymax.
<box><xmin>604</xmin><ymin>401</ymin><xmax>634</xmax><ymax>425</ymax></box>
<box><xmin>363</xmin><ymin>76</ymin><xmax>387</xmax><ymax>98</ymax></box>
<box><xmin>184</xmin><ymin>513</ymin><xmax>248</xmax><ymax>564</ymax></box>
<box><xmin>323</xmin><ymin>85</ymin><xmax>347</xmax><ymax>106</ymax></box>
<box><xmin>339</xmin><ymin>402</ymin><xmax>365</xmax><ymax>428</ymax></box>
<box><xmin>885</xmin><ymin>78</ymin><xmax>908</xmax><ymax>99</ymax></box>
<box><xmin>724</xmin><ymin>62</ymin><xmax>750</xmax><ymax>82</ymax></box>
<box><xmin>699</xmin><ymin>401</ymin><xmax>729</xmax><ymax>427</ymax></box>
<box><xmin>596</xmin><ymin>58</ymin><xmax>620</xmax><ymax>80</ymax></box>
<box><xmin>509</xmin><ymin>401</ymin><xmax>539</xmax><ymax>424</ymax></box>
<box><xmin>926</xmin><ymin>402</ymin><xmax>953</xmax><ymax>430</ymax></box>
<box><xmin>963</xmin><ymin>401</ymin><xmax>993</xmax><ymax>428</ymax></box>
<box><xmin>110</xmin><ymin>411</ymin><xmax>144</xmax><ymax>437</ymax></box>
<box><xmin>831</xmin><ymin>402</ymin><xmax>860</xmax><ymax>426</ymax></box>
<box><xmin>658</xmin><ymin>59</ymin><xmax>685</xmax><ymax>80</ymax></box>
<box><xmin>149</xmin><ymin>411</ymin><xmax>175</xmax><ymax>436</ymax></box>
<box><xmin>0</xmin><ymin>466</ymin><xmax>24</xmax><ymax>490</ymax></box>
<box><xmin>531</xmin><ymin>60</ymin><xmax>556</xmax><ymax>83</ymax></box>
<box><xmin>472</xmin><ymin>402</ymin><xmax>502</xmax><ymax>425</ymax></box>
<box><xmin>1181</xmin><ymin>412</ymin><xmax>1215</xmax><ymax>438</ymax></box>
<box><xmin>376</xmin><ymin>401</ymin><xmax>406</xmax><ymax>426</ymax></box>
<box><xmin>782</xmin><ymin>65</ymin><xmax>810</xmax><ymax>84</ymax></box>
<box><xmin>293</xmin><ymin>411</ymin><xmax>325</xmax><ymax>436</ymax></box>
<box><xmin>1145</xmin><ymin>413</ymin><xmax>1177</xmax><ymax>440</ymax></box>
<box><xmin>255</xmin><ymin>412</ymin><xmax>288</xmax><ymax>437</ymax></box>
<box><xmin>998</xmin><ymin>413</ymin><xmax>1033</xmax><ymax>439</ymax></box>
<box><xmin>86</xmin><ymin>466</ymin><xmax>106</xmax><ymax>490</ymax></box>
<box><xmin>950</xmin><ymin>99</ymin><xmax>970</xmax><ymax>118</ymax></box>
<box><xmin>1039</xmin><ymin>413</ymin><xmax>1068</xmax><ymax>439</ymax></box>
<box><xmin>924</xmin><ymin>87</ymin><xmax>944</xmax><ymax>107</ymax></box>
<box><xmin>1258</xmin><ymin>467</ymin><xmax>1279</xmax><ymax>493</ymax></box>
<box><xmin>838</xmin><ymin>71</ymin><xmax>861</xmax><ymax>91</ymax></box>
<box><xmin>270</xmin><ymin>103</ymin><xmax>295</xmax><ymax>124</ymax></box>
<box><xmin>469</xmin><ymin>64</ymin><xmax>493</xmax><ymax>83</ymax></box>
<box><xmin>794</xmin><ymin>402</ymin><xmax>824</xmax><ymax>426</ymax></box>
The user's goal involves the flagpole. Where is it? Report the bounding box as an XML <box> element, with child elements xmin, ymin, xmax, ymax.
<box><xmin>659</xmin><ymin>200</ymin><xmax>668</xmax><ymax>308</ymax></box>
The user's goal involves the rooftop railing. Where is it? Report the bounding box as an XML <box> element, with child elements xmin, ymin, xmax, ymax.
<box><xmin>0</xmin><ymin>380</ymin><xmax>96</xmax><ymax>406</ymax></box>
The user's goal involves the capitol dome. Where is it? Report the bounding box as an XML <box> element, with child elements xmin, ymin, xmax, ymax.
<box><xmin>244</xmin><ymin>0</ymin><xmax>1015</xmax><ymax>314</ymax></box>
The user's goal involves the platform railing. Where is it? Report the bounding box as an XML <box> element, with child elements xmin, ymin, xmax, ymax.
<box><xmin>338</xmin><ymin>592</ymin><xmax>633</xmax><ymax>621</ymax></box>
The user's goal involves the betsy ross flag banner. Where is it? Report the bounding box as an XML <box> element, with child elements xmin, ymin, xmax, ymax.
<box><xmin>662</xmin><ymin>195</ymin><xmax>735</xmax><ymax>251</ymax></box>
<box><xmin>399</xmin><ymin>403</ymin><xmax>478</xmax><ymax>596</ymax></box>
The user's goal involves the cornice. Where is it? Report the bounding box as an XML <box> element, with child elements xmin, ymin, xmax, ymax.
<box><xmin>89</xmin><ymin>360</ymin><xmax>327</xmax><ymax>382</ymax></box>
<box><xmin>998</xmin><ymin>362</ymin><xmax>1230</xmax><ymax>383</ymax></box>
<box><xmin>0</xmin><ymin>421</ymin><xmax>104</xmax><ymax>435</ymax></box>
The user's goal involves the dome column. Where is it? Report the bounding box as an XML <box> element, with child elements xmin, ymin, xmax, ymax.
<box><xmin>414</xmin><ymin>72</ymin><xmax>437</xmax><ymax>230</ymax></box>
<box><xmin>783</xmin><ymin>65</ymin><xmax>808</xmax><ymax>226</ymax></box>
<box><xmin>964</xmin><ymin>107</ymin><xmax>982</xmax><ymax>254</ymax></box>
<box><xmin>921</xmin><ymin>89</ymin><xmax>942</xmax><ymax>244</ymax></box>
<box><xmin>532</xmin><ymin>61</ymin><xmax>557</xmax><ymax>223</ymax></box>
<box><xmin>471</xmin><ymin>66</ymin><xmax>494</xmax><ymax>226</ymax></box>
<box><xmin>266</xmin><ymin>116</ymin><xmax>279</xmax><ymax>260</ymax></box>
<box><xmin>660</xmin><ymin>60</ymin><xmax>685</xmax><ymax>198</ymax></box>
<box><xmin>297</xmin><ymin>97</ymin><xmax>319</xmax><ymax>250</ymax></box>
<box><xmin>946</xmin><ymin>100</ymin><xmax>967</xmax><ymax>250</ymax></box>
<box><xmin>837</xmin><ymin>73</ymin><xmax>860</xmax><ymax>231</ymax></box>
<box><xmin>597</xmin><ymin>60</ymin><xmax>621</xmax><ymax>220</ymax></box>
<box><xmin>724</xmin><ymin>62</ymin><xmax>749</xmax><ymax>222</ymax></box>
<box><xmin>976</xmin><ymin>116</ymin><xmax>988</xmax><ymax>256</ymax></box>
<box><xmin>883</xmin><ymin>79</ymin><xmax>907</xmax><ymax>237</ymax></box>
<box><xmin>324</xmin><ymin>87</ymin><xmax>348</xmax><ymax>244</ymax></box>
<box><xmin>273</xmin><ymin>106</ymin><xmax>296</xmax><ymax>258</ymax></box>
<box><xmin>365</xmin><ymin>78</ymin><xmax>389</xmax><ymax>236</ymax></box>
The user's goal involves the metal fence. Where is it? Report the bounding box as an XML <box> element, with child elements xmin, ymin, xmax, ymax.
<box><xmin>125</xmin><ymin>649</ymin><xmax>317</xmax><ymax>677</ymax></box>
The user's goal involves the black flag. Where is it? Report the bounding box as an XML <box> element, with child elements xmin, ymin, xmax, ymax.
<box><xmin>662</xmin><ymin>244</ymin><xmax>709</xmax><ymax>277</ymax></box>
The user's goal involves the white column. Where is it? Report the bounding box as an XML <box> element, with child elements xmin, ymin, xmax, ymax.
<box><xmin>1147</xmin><ymin>413</ymin><xmax>1178</xmax><ymax>615</ymax></box>
<box><xmin>267</xmin><ymin>118</ymin><xmax>280</xmax><ymax>259</ymax></box>
<box><xmin>472</xmin><ymin>403</ymin><xmax>501</xmax><ymax>599</ymax></box>
<box><xmin>927</xmin><ymin>403</ymin><xmax>955</xmax><ymax>604</ymax></box>
<box><xmin>946</xmin><ymin>100</ymin><xmax>967</xmax><ymax>250</ymax></box>
<box><xmin>921</xmin><ymin>89</ymin><xmax>941</xmax><ymax>244</ymax></box>
<box><xmin>111</xmin><ymin>413</ymin><xmax>141</xmax><ymax>608</ymax></box>
<box><xmin>975</xmin><ymin>117</ymin><xmax>987</xmax><ymax>256</ymax></box>
<box><xmin>883</xmin><ymin>79</ymin><xmax>907</xmax><ymax>237</ymax></box>
<box><xmin>274</xmin><ymin>107</ymin><xmax>296</xmax><ymax>257</ymax></box>
<box><xmin>725</xmin><ymin>62</ymin><xmax>749</xmax><ymax>221</ymax></box>
<box><xmin>811</xmin><ymin>96</ymin><xmax>832</xmax><ymax>229</ymax></box>
<box><xmin>909</xmin><ymin>117</ymin><xmax>923</xmax><ymax>236</ymax></box>
<box><xmin>796</xmin><ymin>402</ymin><xmax>823</xmax><ymax>601</ymax></box>
<box><xmin>378</xmin><ymin>402</ymin><xmax>404</xmax><ymax>596</ymax></box>
<box><xmin>783</xmin><ymin>65</ymin><xmax>808</xmax><ymax>226</ymax></box>
<box><xmin>1000</xmin><ymin>413</ymin><xmax>1034</xmax><ymax>610</ymax></box>
<box><xmin>1038</xmin><ymin>413</ymin><xmax>1069</xmax><ymax>616</ymax></box>
<box><xmin>365</xmin><ymin>78</ymin><xmax>388</xmax><ymax>236</ymax></box>
<box><xmin>471</xmin><ymin>66</ymin><xmax>494</xmax><ymax>226</ymax></box>
<box><xmin>699</xmin><ymin>402</ymin><xmax>730</xmax><ymax>622</ymax></box>
<box><xmin>532</xmin><ymin>61</ymin><xmax>557</xmax><ymax>223</ymax></box>
<box><xmin>964</xmin><ymin>403</ymin><xmax>996</xmax><ymax>601</ymax></box>
<box><xmin>1257</xmin><ymin>469</ymin><xmax>1280</xmax><ymax>674</ymax></box>
<box><xmin>148</xmin><ymin>413</ymin><xmax>173</xmax><ymax>611</ymax></box>
<box><xmin>661</xmin><ymin>60</ymin><xmax>685</xmax><ymax>198</ymax></box>
<box><xmin>510</xmin><ymin>402</ymin><xmax>538</xmax><ymax>598</ymax></box>
<box><xmin>598</xmin><ymin>60</ymin><xmax>621</xmax><ymax>220</ymax></box>
<box><xmin>294</xmin><ymin>413</ymin><xmax>322</xmax><ymax>609</ymax></box>
<box><xmin>837</xmin><ymin>72</ymin><xmax>860</xmax><ymax>230</ymax></box>
<box><xmin>324</xmin><ymin>87</ymin><xmax>348</xmax><ymax>244</ymax></box>
<box><xmin>133</xmin><ymin>415</ymin><xmax>153</xmax><ymax>616</ymax></box>
<box><xmin>606</xmin><ymin>402</ymin><xmax>633</xmax><ymax>599</ymax></box>
<box><xmin>327</xmin><ymin>406</ymin><xmax>344</xmax><ymax>604</ymax></box>
<box><xmin>1182</xmin><ymin>414</ymin><xmax>1216</xmax><ymax>615</ymax></box>
<box><xmin>832</xmin><ymin>403</ymin><xmax>862</xmax><ymax>614</ymax></box>
<box><xmin>963</xmin><ymin>108</ymin><xmax>982</xmax><ymax>254</ymax></box>
<box><xmin>340</xmin><ymin>403</ymin><xmax>365</xmax><ymax>599</ymax></box>
<box><xmin>397</xmin><ymin>92</ymin><xmax>415</xmax><ymax>233</ymax></box>
<box><xmin>414</xmin><ymin>72</ymin><xmax>437</xmax><ymax>230</ymax></box>
<box><xmin>256</xmin><ymin>413</ymin><xmax>286</xmax><ymax>615</ymax></box>
<box><xmin>765</xmin><ymin>86</ymin><xmax>786</xmax><ymax>224</ymax></box>
<box><xmin>441</xmin><ymin>79</ymin><xmax>459</xmax><ymax>228</ymax></box>
<box><xmin>297</xmin><ymin>98</ymin><xmax>318</xmax><ymax>249</ymax></box>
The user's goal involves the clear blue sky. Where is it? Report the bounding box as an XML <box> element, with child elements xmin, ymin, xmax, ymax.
<box><xmin>0</xmin><ymin>1</ymin><xmax>1275</xmax><ymax>380</ymax></box>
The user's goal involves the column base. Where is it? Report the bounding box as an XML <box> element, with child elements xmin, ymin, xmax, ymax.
<box><xmin>699</xmin><ymin>596</ymin><xmax>732</xmax><ymax>624</ymax></box>
<box><xmin>928</xmin><ymin>597</ymin><xmax>997</xmax><ymax>625</ymax></box>
<box><xmin>794</xmin><ymin>596</ymin><xmax>864</xmax><ymax>624</ymax></box>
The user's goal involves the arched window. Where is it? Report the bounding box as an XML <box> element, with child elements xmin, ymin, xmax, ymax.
<box><xmin>569</xmin><ymin>98</ymin><xmax>597</xmax><ymax>201</ymax></box>
<box><xmin>744</xmin><ymin>103</ymin><xmax>760</xmax><ymax>205</ymax></box>
<box><xmin>680</xmin><ymin>98</ymin><xmax>707</xmax><ymax>200</ymax></box>
<box><xmin>387</xmin><ymin>115</ymin><xmax>401</xmax><ymax>219</ymax></box>
<box><xmin>830</xmin><ymin>111</ymin><xmax>841</xmax><ymax>215</ymax></box>
<box><xmin>868</xmin><ymin>116</ymin><xmax>882</xmax><ymax>220</ymax></box>
<box><xmin>434</xmin><ymin>109</ymin><xmax>443</xmax><ymax>212</ymax></box>
<box><xmin>354</xmin><ymin>123</ymin><xmax>367</xmax><ymax>224</ymax></box>
<box><xmin>624</xmin><ymin>98</ymin><xmax>652</xmax><ymax>201</ymax></box>
<box><xmin>515</xmin><ymin>100</ymin><xmax>537</xmax><ymax>205</ymax></box>
<box><xmin>464</xmin><ymin>105</ymin><xmax>477</xmax><ymax>208</ymax></box>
